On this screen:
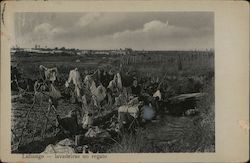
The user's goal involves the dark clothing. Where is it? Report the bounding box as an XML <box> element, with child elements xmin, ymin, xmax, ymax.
<box><xmin>107</xmin><ymin>73</ymin><xmax>114</xmax><ymax>83</ymax></box>
<box><xmin>100</xmin><ymin>72</ymin><xmax>114</xmax><ymax>88</ymax></box>
<box><xmin>100</xmin><ymin>73</ymin><xmax>108</xmax><ymax>87</ymax></box>
<box><xmin>131</xmin><ymin>85</ymin><xmax>141</xmax><ymax>96</ymax></box>
<box><xmin>122</xmin><ymin>75</ymin><xmax>134</xmax><ymax>87</ymax></box>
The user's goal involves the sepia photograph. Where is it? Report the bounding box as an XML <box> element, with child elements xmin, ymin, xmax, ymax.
<box><xmin>11</xmin><ymin>12</ymin><xmax>215</xmax><ymax>154</ymax></box>
<box><xmin>1</xmin><ymin>1</ymin><xmax>249</xmax><ymax>162</ymax></box>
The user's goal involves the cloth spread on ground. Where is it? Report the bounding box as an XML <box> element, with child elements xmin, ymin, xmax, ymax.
<box><xmin>117</xmin><ymin>96</ymin><xmax>142</xmax><ymax>126</ymax></box>
<box><xmin>42</xmin><ymin>144</ymin><xmax>75</xmax><ymax>154</ymax></box>
<box><xmin>85</xmin><ymin>126</ymin><xmax>111</xmax><ymax>138</ymax></box>
<box><xmin>118</xmin><ymin>97</ymin><xmax>140</xmax><ymax>119</ymax></box>
<box><xmin>41</xmin><ymin>139</ymin><xmax>75</xmax><ymax>154</ymax></box>
<box><xmin>87</xmin><ymin>80</ymin><xmax>106</xmax><ymax>106</ymax></box>
<box><xmin>57</xmin><ymin>138</ymin><xmax>75</xmax><ymax>146</ymax></box>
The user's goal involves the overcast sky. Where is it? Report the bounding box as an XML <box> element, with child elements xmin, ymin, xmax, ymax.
<box><xmin>14</xmin><ymin>12</ymin><xmax>214</xmax><ymax>50</ymax></box>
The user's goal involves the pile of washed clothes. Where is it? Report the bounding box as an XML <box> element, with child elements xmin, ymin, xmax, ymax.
<box><xmin>41</xmin><ymin>124</ymin><xmax>115</xmax><ymax>154</ymax></box>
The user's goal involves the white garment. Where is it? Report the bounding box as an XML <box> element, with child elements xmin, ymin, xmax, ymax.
<box><xmin>91</xmin><ymin>83</ymin><xmax>106</xmax><ymax>107</ymax></box>
<box><xmin>81</xmin><ymin>95</ymin><xmax>88</xmax><ymax>109</ymax></box>
<box><xmin>116</xmin><ymin>73</ymin><xmax>123</xmax><ymax>90</ymax></box>
<box><xmin>82</xmin><ymin>114</ymin><xmax>93</xmax><ymax>129</ymax></box>
<box><xmin>95</xmin><ymin>85</ymin><xmax>106</xmax><ymax>102</ymax></box>
<box><xmin>67</xmin><ymin>69</ymin><xmax>82</xmax><ymax>88</ymax></box>
<box><xmin>89</xmin><ymin>80</ymin><xmax>97</xmax><ymax>95</ymax></box>
<box><xmin>42</xmin><ymin>144</ymin><xmax>75</xmax><ymax>154</ymax></box>
<box><xmin>109</xmin><ymin>73</ymin><xmax>123</xmax><ymax>91</ymax></box>
<box><xmin>153</xmin><ymin>90</ymin><xmax>162</xmax><ymax>100</ymax></box>
<box><xmin>66</xmin><ymin>69</ymin><xmax>82</xmax><ymax>97</ymax></box>
<box><xmin>118</xmin><ymin>97</ymin><xmax>140</xmax><ymax>118</ymax></box>
<box><xmin>84</xmin><ymin>75</ymin><xmax>106</xmax><ymax>107</ymax></box>
<box><xmin>84</xmin><ymin>75</ymin><xmax>93</xmax><ymax>88</ymax></box>
<box><xmin>107</xmin><ymin>80</ymin><xmax>116</xmax><ymax>91</ymax></box>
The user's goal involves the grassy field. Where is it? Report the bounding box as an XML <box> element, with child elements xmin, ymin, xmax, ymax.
<box><xmin>12</xmin><ymin>54</ymin><xmax>120</xmax><ymax>80</ymax></box>
<box><xmin>11</xmin><ymin>52</ymin><xmax>215</xmax><ymax>153</ymax></box>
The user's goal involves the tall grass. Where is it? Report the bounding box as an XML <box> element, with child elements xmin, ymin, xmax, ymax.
<box><xmin>195</xmin><ymin>77</ymin><xmax>215</xmax><ymax>152</ymax></box>
<box><xmin>107</xmin><ymin>129</ymin><xmax>149</xmax><ymax>153</ymax></box>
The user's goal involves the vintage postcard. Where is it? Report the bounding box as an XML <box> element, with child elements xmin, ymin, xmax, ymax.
<box><xmin>0</xmin><ymin>1</ymin><xmax>249</xmax><ymax>162</ymax></box>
